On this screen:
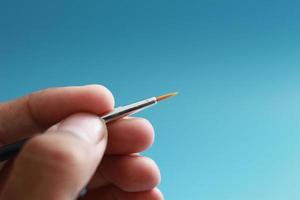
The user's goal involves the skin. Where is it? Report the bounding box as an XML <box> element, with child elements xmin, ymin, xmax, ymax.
<box><xmin>0</xmin><ymin>85</ymin><xmax>163</xmax><ymax>200</ymax></box>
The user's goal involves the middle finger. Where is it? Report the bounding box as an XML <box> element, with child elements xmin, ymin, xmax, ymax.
<box><xmin>106</xmin><ymin>117</ymin><xmax>155</xmax><ymax>155</ymax></box>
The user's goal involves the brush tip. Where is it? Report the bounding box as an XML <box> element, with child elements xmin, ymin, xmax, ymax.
<box><xmin>156</xmin><ymin>92</ymin><xmax>178</xmax><ymax>102</ymax></box>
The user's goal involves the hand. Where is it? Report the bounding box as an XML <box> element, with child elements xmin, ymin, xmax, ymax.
<box><xmin>0</xmin><ymin>85</ymin><xmax>163</xmax><ymax>200</ymax></box>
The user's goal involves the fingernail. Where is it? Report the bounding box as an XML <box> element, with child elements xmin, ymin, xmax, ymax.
<box><xmin>56</xmin><ymin>113</ymin><xmax>107</xmax><ymax>144</ymax></box>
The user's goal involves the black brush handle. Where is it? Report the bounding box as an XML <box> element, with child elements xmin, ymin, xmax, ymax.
<box><xmin>0</xmin><ymin>138</ymin><xmax>29</xmax><ymax>161</ymax></box>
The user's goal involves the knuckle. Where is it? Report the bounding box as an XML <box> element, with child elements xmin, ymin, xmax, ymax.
<box><xmin>22</xmin><ymin>135</ymin><xmax>88</xmax><ymax>171</ymax></box>
<box><xmin>48</xmin><ymin>145</ymin><xmax>85</xmax><ymax>168</ymax></box>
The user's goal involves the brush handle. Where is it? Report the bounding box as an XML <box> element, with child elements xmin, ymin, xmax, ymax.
<box><xmin>0</xmin><ymin>138</ymin><xmax>29</xmax><ymax>161</ymax></box>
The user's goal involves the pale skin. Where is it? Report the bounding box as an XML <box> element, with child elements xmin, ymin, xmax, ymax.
<box><xmin>0</xmin><ymin>85</ymin><xmax>163</xmax><ymax>200</ymax></box>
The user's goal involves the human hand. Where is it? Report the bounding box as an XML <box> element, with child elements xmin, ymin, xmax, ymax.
<box><xmin>0</xmin><ymin>85</ymin><xmax>163</xmax><ymax>200</ymax></box>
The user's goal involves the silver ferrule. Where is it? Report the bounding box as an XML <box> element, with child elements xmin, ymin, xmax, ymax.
<box><xmin>101</xmin><ymin>97</ymin><xmax>157</xmax><ymax>123</ymax></box>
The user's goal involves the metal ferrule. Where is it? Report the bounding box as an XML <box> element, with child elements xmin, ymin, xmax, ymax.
<box><xmin>101</xmin><ymin>97</ymin><xmax>157</xmax><ymax>123</ymax></box>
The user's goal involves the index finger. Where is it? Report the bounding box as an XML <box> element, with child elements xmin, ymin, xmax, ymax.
<box><xmin>0</xmin><ymin>85</ymin><xmax>114</xmax><ymax>143</ymax></box>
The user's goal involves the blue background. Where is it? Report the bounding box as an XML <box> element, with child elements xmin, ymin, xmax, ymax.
<box><xmin>1</xmin><ymin>0</ymin><xmax>300</xmax><ymax>199</ymax></box>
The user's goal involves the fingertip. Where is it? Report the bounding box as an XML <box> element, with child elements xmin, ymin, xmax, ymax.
<box><xmin>122</xmin><ymin>118</ymin><xmax>155</xmax><ymax>151</ymax></box>
<box><xmin>115</xmin><ymin>187</ymin><xmax>164</xmax><ymax>200</ymax></box>
<box><xmin>135</xmin><ymin>118</ymin><xmax>155</xmax><ymax>148</ymax></box>
<box><xmin>82</xmin><ymin>84</ymin><xmax>115</xmax><ymax>111</ymax></box>
<box><xmin>101</xmin><ymin>155</ymin><xmax>161</xmax><ymax>192</ymax></box>
<box><xmin>140</xmin><ymin>157</ymin><xmax>161</xmax><ymax>190</ymax></box>
<box><xmin>107</xmin><ymin>118</ymin><xmax>155</xmax><ymax>154</ymax></box>
<box><xmin>83</xmin><ymin>186</ymin><xmax>164</xmax><ymax>200</ymax></box>
<box><xmin>55</xmin><ymin>113</ymin><xmax>107</xmax><ymax>144</ymax></box>
<box><xmin>149</xmin><ymin>188</ymin><xmax>164</xmax><ymax>200</ymax></box>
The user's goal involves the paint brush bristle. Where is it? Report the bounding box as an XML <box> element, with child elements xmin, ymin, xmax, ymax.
<box><xmin>156</xmin><ymin>92</ymin><xmax>178</xmax><ymax>102</ymax></box>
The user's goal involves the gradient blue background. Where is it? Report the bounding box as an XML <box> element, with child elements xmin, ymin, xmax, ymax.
<box><xmin>1</xmin><ymin>0</ymin><xmax>300</xmax><ymax>199</ymax></box>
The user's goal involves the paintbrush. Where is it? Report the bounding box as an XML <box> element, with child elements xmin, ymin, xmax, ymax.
<box><xmin>0</xmin><ymin>92</ymin><xmax>177</xmax><ymax>162</ymax></box>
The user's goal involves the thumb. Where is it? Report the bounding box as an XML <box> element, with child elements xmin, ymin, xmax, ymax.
<box><xmin>1</xmin><ymin>113</ymin><xmax>107</xmax><ymax>200</ymax></box>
